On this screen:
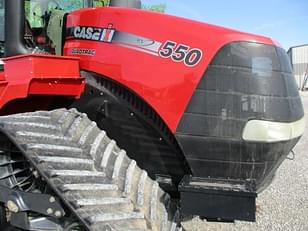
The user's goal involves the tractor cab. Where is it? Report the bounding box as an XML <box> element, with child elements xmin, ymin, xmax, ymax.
<box><xmin>0</xmin><ymin>0</ymin><xmax>106</xmax><ymax>57</ymax></box>
<box><xmin>0</xmin><ymin>0</ymin><xmax>140</xmax><ymax>57</ymax></box>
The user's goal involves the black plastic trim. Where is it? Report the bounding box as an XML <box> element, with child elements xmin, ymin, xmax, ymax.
<box><xmin>71</xmin><ymin>72</ymin><xmax>191</xmax><ymax>192</ymax></box>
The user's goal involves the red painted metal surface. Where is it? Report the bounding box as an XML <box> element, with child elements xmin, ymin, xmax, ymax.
<box><xmin>64</xmin><ymin>7</ymin><xmax>278</xmax><ymax>132</ymax></box>
<box><xmin>0</xmin><ymin>54</ymin><xmax>85</xmax><ymax>109</ymax></box>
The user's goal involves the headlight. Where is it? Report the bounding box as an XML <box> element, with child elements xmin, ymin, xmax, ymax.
<box><xmin>242</xmin><ymin>117</ymin><xmax>305</xmax><ymax>142</ymax></box>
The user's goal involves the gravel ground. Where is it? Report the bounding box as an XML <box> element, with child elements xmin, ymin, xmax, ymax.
<box><xmin>182</xmin><ymin>93</ymin><xmax>308</xmax><ymax>231</ymax></box>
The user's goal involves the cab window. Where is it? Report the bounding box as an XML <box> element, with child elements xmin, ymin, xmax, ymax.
<box><xmin>0</xmin><ymin>0</ymin><xmax>4</xmax><ymax>42</ymax></box>
<box><xmin>25</xmin><ymin>0</ymin><xmax>90</xmax><ymax>28</ymax></box>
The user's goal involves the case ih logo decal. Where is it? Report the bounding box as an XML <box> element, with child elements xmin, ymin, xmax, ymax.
<box><xmin>67</xmin><ymin>26</ymin><xmax>203</xmax><ymax>67</ymax></box>
<box><xmin>72</xmin><ymin>25</ymin><xmax>115</xmax><ymax>42</ymax></box>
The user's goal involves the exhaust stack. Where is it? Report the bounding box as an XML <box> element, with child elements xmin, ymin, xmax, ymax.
<box><xmin>4</xmin><ymin>0</ymin><xmax>28</xmax><ymax>57</ymax></box>
<box><xmin>109</xmin><ymin>0</ymin><xmax>141</xmax><ymax>9</ymax></box>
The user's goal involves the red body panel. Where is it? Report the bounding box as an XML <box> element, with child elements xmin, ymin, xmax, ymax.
<box><xmin>64</xmin><ymin>7</ymin><xmax>277</xmax><ymax>132</ymax></box>
<box><xmin>0</xmin><ymin>55</ymin><xmax>85</xmax><ymax>109</ymax></box>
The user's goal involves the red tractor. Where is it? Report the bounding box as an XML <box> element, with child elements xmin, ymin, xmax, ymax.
<box><xmin>0</xmin><ymin>0</ymin><xmax>304</xmax><ymax>230</ymax></box>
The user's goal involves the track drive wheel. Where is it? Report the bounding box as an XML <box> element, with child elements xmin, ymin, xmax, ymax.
<box><xmin>0</xmin><ymin>109</ymin><xmax>181</xmax><ymax>231</ymax></box>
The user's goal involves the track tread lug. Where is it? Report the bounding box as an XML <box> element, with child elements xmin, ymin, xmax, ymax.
<box><xmin>0</xmin><ymin>109</ymin><xmax>180</xmax><ymax>231</ymax></box>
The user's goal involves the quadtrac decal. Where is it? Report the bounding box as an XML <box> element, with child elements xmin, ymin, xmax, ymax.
<box><xmin>71</xmin><ymin>48</ymin><xmax>96</xmax><ymax>56</ymax></box>
<box><xmin>66</xmin><ymin>26</ymin><xmax>203</xmax><ymax>67</ymax></box>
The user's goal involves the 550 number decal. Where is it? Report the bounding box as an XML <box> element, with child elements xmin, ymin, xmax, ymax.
<box><xmin>159</xmin><ymin>41</ymin><xmax>203</xmax><ymax>67</ymax></box>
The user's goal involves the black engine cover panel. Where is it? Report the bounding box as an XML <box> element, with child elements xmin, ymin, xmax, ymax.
<box><xmin>175</xmin><ymin>42</ymin><xmax>304</xmax><ymax>191</ymax></box>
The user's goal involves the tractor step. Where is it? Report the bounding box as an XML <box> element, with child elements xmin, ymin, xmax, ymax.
<box><xmin>179</xmin><ymin>175</ymin><xmax>257</xmax><ymax>222</ymax></box>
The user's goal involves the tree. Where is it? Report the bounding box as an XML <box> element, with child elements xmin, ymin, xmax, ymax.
<box><xmin>98</xmin><ymin>0</ymin><xmax>167</xmax><ymax>13</ymax></box>
<box><xmin>94</xmin><ymin>0</ymin><xmax>109</xmax><ymax>7</ymax></box>
<box><xmin>142</xmin><ymin>3</ymin><xmax>166</xmax><ymax>13</ymax></box>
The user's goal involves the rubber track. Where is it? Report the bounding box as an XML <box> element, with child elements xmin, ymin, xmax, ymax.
<box><xmin>0</xmin><ymin>109</ymin><xmax>181</xmax><ymax>231</ymax></box>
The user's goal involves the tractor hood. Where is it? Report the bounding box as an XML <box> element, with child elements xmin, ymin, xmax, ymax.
<box><xmin>64</xmin><ymin>7</ymin><xmax>304</xmax><ymax>193</ymax></box>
